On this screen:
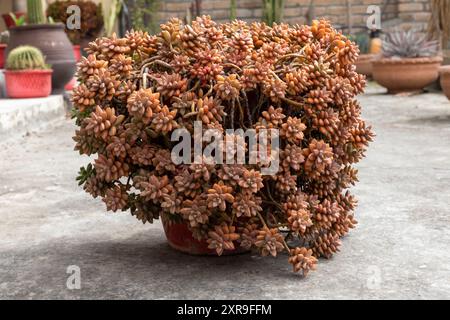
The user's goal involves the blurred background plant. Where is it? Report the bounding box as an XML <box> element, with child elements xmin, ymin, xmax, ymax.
<box><xmin>122</xmin><ymin>0</ymin><xmax>159</xmax><ymax>34</ymax></box>
<box><xmin>0</xmin><ymin>30</ymin><xmax>9</xmax><ymax>44</ymax></box>
<box><xmin>428</xmin><ymin>0</ymin><xmax>450</xmax><ymax>50</ymax></box>
<box><xmin>383</xmin><ymin>29</ymin><xmax>440</xmax><ymax>58</ymax></box>
<box><xmin>47</xmin><ymin>0</ymin><xmax>103</xmax><ymax>45</ymax></box>
<box><xmin>230</xmin><ymin>0</ymin><xmax>236</xmax><ymax>20</ymax></box>
<box><xmin>185</xmin><ymin>0</ymin><xmax>201</xmax><ymax>24</ymax></box>
<box><xmin>348</xmin><ymin>32</ymin><xmax>370</xmax><ymax>54</ymax></box>
<box><xmin>27</xmin><ymin>0</ymin><xmax>46</xmax><ymax>24</ymax></box>
<box><xmin>263</xmin><ymin>0</ymin><xmax>285</xmax><ymax>25</ymax></box>
<box><xmin>9</xmin><ymin>12</ymin><xmax>26</xmax><ymax>26</ymax></box>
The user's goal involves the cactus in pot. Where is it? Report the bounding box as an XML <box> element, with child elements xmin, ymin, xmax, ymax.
<box><xmin>6</xmin><ymin>0</ymin><xmax>76</xmax><ymax>93</ymax></box>
<box><xmin>4</xmin><ymin>45</ymin><xmax>53</xmax><ymax>98</ymax></box>
<box><xmin>6</xmin><ymin>45</ymin><xmax>48</xmax><ymax>70</ymax></box>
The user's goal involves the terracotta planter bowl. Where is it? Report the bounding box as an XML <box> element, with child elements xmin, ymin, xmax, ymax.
<box><xmin>0</xmin><ymin>44</ymin><xmax>6</xmax><ymax>69</ymax></box>
<box><xmin>439</xmin><ymin>66</ymin><xmax>450</xmax><ymax>100</ymax></box>
<box><xmin>373</xmin><ymin>56</ymin><xmax>443</xmax><ymax>94</ymax></box>
<box><xmin>7</xmin><ymin>24</ymin><xmax>76</xmax><ymax>94</ymax></box>
<box><xmin>355</xmin><ymin>53</ymin><xmax>375</xmax><ymax>77</ymax></box>
<box><xmin>162</xmin><ymin>214</ymin><xmax>248</xmax><ymax>256</ymax></box>
<box><xmin>5</xmin><ymin>69</ymin><xmax>53</xmax><ymax>98</ymax></box>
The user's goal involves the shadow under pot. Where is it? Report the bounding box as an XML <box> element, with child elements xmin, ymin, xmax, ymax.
<box><xmin>7</xmin><ymin>23</ymin><xmax>76</xmax><ymax>94</ymax></box>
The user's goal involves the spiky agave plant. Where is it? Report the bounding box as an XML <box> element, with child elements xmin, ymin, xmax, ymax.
<box><xmin>6</xmin><ymin>46</ymin><xmax>48</xmax><ymax>70</ymax></box>
<box><xmin>383</xmin><ymin>29</ymin><xmax>440</xmax><ymax>58</ymax></box>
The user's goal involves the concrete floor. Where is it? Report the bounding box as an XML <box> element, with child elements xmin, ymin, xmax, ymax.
<box><xmin>1</xmin><ymin>85</ymin><xmax>450</xmax><ymax>299</ymax></box>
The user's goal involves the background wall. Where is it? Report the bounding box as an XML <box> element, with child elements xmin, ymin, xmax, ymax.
<box><xmin>158</xmin><ymin>0</ymin><xmax>431</xmax><ymax>34</ymax></box>
<box><xmin>0</xmin><ymin>0</ymin><xmax>432</xmax><ymax>35</ymax></box>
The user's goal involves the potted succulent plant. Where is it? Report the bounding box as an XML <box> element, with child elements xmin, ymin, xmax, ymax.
<box><xmin>439</xmin><ymin>66</ymin><xmax>450</xmax><ymax>100</ymax></box>
<box><xmin>351</xmin><ymin>33</ymin><xmax>375</xmax><ymax>77</ymax></box>
<box><xmin>72</xmin><ymin>18</ymin><xmax>373</xmax><ymax>276</ymax></box>
<box><xmin>0</xmin><ymin>31</ymin><xmax>9</xmax><ymax>69</ymax></box>
<box><xmin>2</xmin><ymin>0</ymin><xmax>26</xmax><ymax>29</ymax></box>
<box><xmin>7</xmin><ymin>0</ymin><xmax>76</xmax><ymax>94</ymax></box>
<box><xmin>46</xmin><ymin>0</ymin><xmax>103</xmax><ymax>91</ymax></box>
<box><xmin>47</xmin><ymin>0</ymin><xmax>104</xmax><ymax>59</ymax></box>
<box><xmin>4</xmin><ymin>45</ymin><xmax>52</xmax><ymax>98</ymax></box>
<box><xmin>372</xmin><ymin>29</ymin><xmax>442</xmax><ymax>94</ymax></box>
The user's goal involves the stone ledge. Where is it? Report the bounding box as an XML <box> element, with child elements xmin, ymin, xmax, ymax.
<box><xmin>0</xmin><ymin>95</ymin><xmax>66</xmax><ymax>140</ymax></box>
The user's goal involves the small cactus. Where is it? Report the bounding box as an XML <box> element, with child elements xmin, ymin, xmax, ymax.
<box><xmin>6</xmin><ymin>46</ymin><xmax>48</xmax><ymax>70</ymax></box>
<box><xmin>27</xmin><ymin>0</ymin><xmax>46</xmax><ymax>24</ymax></box>
<box><xmin>263</xmin><ymin>0</ymin><xmax>285</xmax><ymax>25</ymax></box>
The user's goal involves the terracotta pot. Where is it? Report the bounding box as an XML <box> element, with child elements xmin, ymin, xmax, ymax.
<box><xmin>439</xmin><ymin>66</ymin><xmax>450</xmax><ymax>100</ymax></box>
<box><xmin>64</xmin><ymin>77</ymin><xmax>77</xmax><ymax>91</ymax></box>
<box><xmin>64</xmin><ymin>45</ymin><xmax>82</xmax><ymax>91</ymax></box>
<box><xmin>161</xmin><ymin>214</ymin><xmax>247</xmax><ymax>256</ymax></box>
<box><xmin>373</xmin><ymin>56</ymin><xmax>443</xmax><ymax>94</ymax></box>
<box><xmin>5</xmin><ymin>69</ymin><xmax>53</xmax><ymax>98</ymax></box>
<box><xmin>0</xmin><ymin>44</ymin><xmax>6</xmax><ymax>69</ymax></box>
<box><xmin>0</xmin><ymin>71</ymin><xmax>6</xmax><ymax>98</ymax></box>
<box><xmin>355</xmin><ymin>53</ymin><xmax>375</xmax><ymax>77</ymax></box>
<box><xmin>73</xmin><ymin>45</ymin><xmax>82</xmax><ymax>62</ymax></box>
<box><xmin>7</xmin><ymin>24</ymin><xmax>76</xmax><ymax>94</ymax></box>
<box><xmin>2</xmin><ymin>12</ymin><xmax>25</xmax><ymax>29</ymax></box>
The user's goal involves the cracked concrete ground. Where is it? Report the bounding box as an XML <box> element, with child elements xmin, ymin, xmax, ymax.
<box><xmin>1</xmin><ymin>84</ymin><xmax>450</xmax><ymax>300</ymax></box>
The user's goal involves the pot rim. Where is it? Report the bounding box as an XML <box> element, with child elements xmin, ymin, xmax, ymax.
<box><xmin>0</xmin><ymin>44</ymin><xmax>7</xmax><ymax>48</ymax></box>
<box><xmin>9</xmin><ymin>23</ymin><xmax>65</xmax><ymax>32</ymax></box>
<box><xmin>439</xmin><ymin>65</ymin><xmax>450</xmax><ymax>74</ymax></box>
<box><xmin>373</xmin><ymin>56</ymin><xmax>443</xmax><ymax>65</ymax></box>
<box><xmin>4</xmin><ymin>69</ymin><xmax>53</xmax><ymax>75</ymax></box>
<box><xmin>357</xmin><ymin>53</ymin><xmax>376</xmax><ymax>61</ymax></box>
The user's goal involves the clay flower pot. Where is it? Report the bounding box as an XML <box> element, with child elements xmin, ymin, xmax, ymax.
<box><xmin>0</xmin><ymin>44</ymin><xmax>6</xmax><ymax>69</ymax></box>
<box><xmin>439</xmin><ymin>66</ymin><xmax>450</xmax><ymax>100</ymax></box>
<box><xmin>355</xmin><ymin>53</ymin><xmax>375</xmax><ymax>77</ymax></box>
<box><xmin>65</xmin><ymin>45</ymin><xmax>82</xmax><ymax>91</ymax></box>
<box><xmin>5</xmin><ymin>69</ymin><xmax>53</xmax><ymax>98</ymax></box>
<box><xmin>373</xmin><ymin>56</ymin><xmax>443</xmax><ymax>94</ymax></box>
<box><xmin>7</xmin><ymin>24</ymin><xmax>76</xmax><ymax>94</ymax></box>
<box><xmin>73</xmin><ymin>45</ymin><xmax>82</xmax><ymax>62</ymax></box>
<box><xmin>161</xmin><ymin>214</ymin><xmax>247</xmax><ymax>256</ymax></box>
